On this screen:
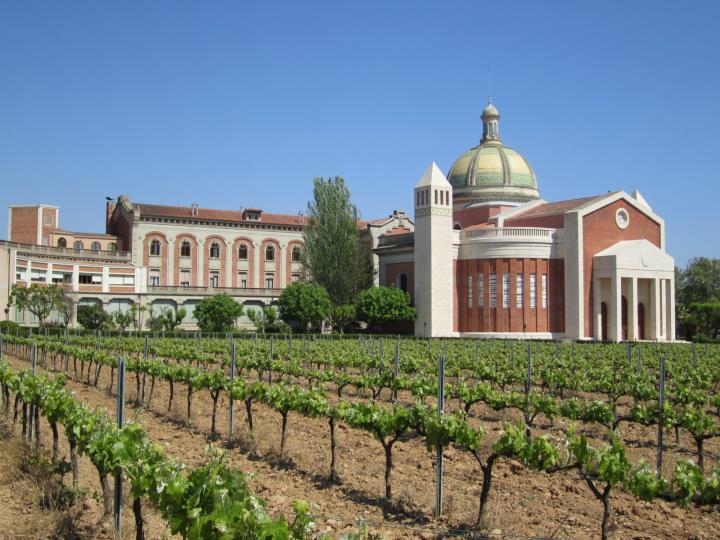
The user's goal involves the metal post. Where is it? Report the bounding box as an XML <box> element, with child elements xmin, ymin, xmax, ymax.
<box><xmin>626</xmin><ymin>341</ymin><xmax>632</xmax><ymax>365</ymax></box>
<box><xmin>114</xmin><ymin>356</ymin><xmax>126</xmax><ymax>536</ymax></box>
<box><xmin>524</xmin><ymin>342</ymin><xmax>532</xmax><ymax>427</ymax></box>
<box><xmin>31</xmin><ymin>341</ymin><xmax>37</xmax><ymax>374</ymax></box>
<box><xmin>657</xmin><ymin>355</ymin><xmax>666</xmax><ymax>476</ymax></box>
<box><xmin>392</xmin><ymin>342</ymin><xmax>400</xmax><ymax>403</ymax></box>
<box><xmin>228</xmin><ymin>336</ymin><xmax>235</xmax><ymax>437</ymax></box>
<box><xmin>435</xmin><ymin>354</ymin><xmax>445</xmax><ymax>518</ymax></box>
<box><xmin>692</xmin><ymin>342</ymin><xmax>697</xmax><ymax>369</ymax></box>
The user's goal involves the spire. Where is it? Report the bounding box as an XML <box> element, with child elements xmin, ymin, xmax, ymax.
<box><xmin>481</xmin><ymin>101</ymin><xmax>501</xmax><ymax>143</ymax></box>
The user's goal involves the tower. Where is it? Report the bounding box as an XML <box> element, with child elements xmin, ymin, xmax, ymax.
<box><xmin>413</xmin><ymin>162</ymin><xmax>454</xmax><ymax>337</ymax></box>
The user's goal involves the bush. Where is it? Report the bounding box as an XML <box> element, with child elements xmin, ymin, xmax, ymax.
<box><xmin>357</xmin><ymin>286</ymin><xmax>415</xmax><ymax>332</ymax></box>
<box><xmin>77</xmin><ymin>304</ymin><xmax>111</xmax><ymax>331</ymax></box>
<box><xmin>277</xmin><ymin>282</ymin><xmax>331</xmax><ymax>332</ymax></box>
<box><xmin>194</xmin><ymin>294</ymin><xmax>244</xmax><ymax>333</ymax></box>
<box><xmin>686</xmin><ymin>303</ymin><xmax>720</xmax><ymax>340</ymax></box>
<box><xmin>0</xmin><ymin>320</ymin><xmax>21</xmax><ymax>335</ymax></box>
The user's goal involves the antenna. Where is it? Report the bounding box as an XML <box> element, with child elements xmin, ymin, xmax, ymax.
<box><xmin>487</xmin><ymin>64</ymin><xmax>492</xmax><ymax>104</ymax></box>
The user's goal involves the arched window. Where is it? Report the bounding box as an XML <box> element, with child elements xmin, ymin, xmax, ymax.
<box><xmin>291</xmin><ymin>245</ymin><xmax>301</xmax><ymax>262</ymax></box>
<box><xmin>210</xmin><ymin>242</ymin><xmax>220</xmax><ymax>259</ymax></box>
<box><xmin>73</xmin><ymin>240</ymin><xmax>84</xmax><ymax>250</ymax></box>
<box><xmin>91</xmin><ymin>241</ymin><xmax>101</xmax><ymax>252</ymax></box>
<box><xmin>57</xmin><ymin>238</ymin><xmax>67</xmax><ymax>248</ymax></box>
<box><xmin>180</xmin><ymin>240</ymin><xmax>191</xmax><ymax>257</ymax></box>
<box><xmin>453</xmin><ymin>223</ymin><xmax>462</xmax><ymax>231</ymax></box>
<box><xmin>238</xmin><ymin>243</ymin><xmax>248</xmax><ymax>260</ymax></box>
<box><xmin>107</xmin><ymin>242</ymin><xmax>117</xmax><ymax>252</ymax></box>
<box><xmin>150</xmin><ymin>239</ymin><xmax>161</xmax><ymax>256</ymax></box>
<box><xmin>265</xmin><ymin>245</ymin><xmax>275</xmax><ymax>261</ymax></box>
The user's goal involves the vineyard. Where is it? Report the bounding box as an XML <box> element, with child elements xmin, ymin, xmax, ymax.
<box><xmin>1</xmin><ymin>333</ymin><xmax>720</xmax><ymax>539</ymax></box>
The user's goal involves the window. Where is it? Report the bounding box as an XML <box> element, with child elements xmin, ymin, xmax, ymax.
<box><xmin>489</xmin><ymin>273</ymin><xmax>497</xmax><ymax>308</ymax></box>
<box><xmin>51</xmin><ymin>272</ymin><xmax>72</xmax><ymax>284</ymax></box>
<box><xmin>57</xmin><ymin>238</ymin><xmax>67</xmax><ymax>248</ymax></box>
<box><xmin>150</xmin><ymin>239</ymin><xmax>161</xmax><ymax>256</ymax></box>
<box><xmin>291</xmin><ymin>273</ymin><xmax>301</xmax><ymax>283</ymax></box>
<box><xmin>108</xmin><ymin>242</ymin><xmax>117</xmax><ymax>252</ymax></box>
<box><xmin>108</xmin><ymin>274</ymin><xmax>135</xmax><ymax>286</ymax></box>
<box><xmin>91</xmin><ymin>241</ymin><xmax>101</xmax><ymax>252</ymax></box>
<box><xmin>265</xmin><ymin>245</ymin><xmax>275</xmax><ymax>261</ymax></box>
<box><xmin>16</xmin><ymin>268</ymin><xmax>27</xmax><ymax>281</ymax></box>
<box><xmin>210</xmin><ymin>242</ymin><xmax>220</xmax><ymax>259</ymax></box>
<box><xmin>180</xmin><ymin>270</ymin><xmax>190</xmax><ymax>287</ymax></box>
<box><xmin>44</xmin><ymin>214</ymin><xmax>53</xmax><ymax>225</ymax></box>
<box><xmin>180</xmin><ymin>240</ymin><xmax>191</xmax><ymax>257</ymax></box>
<box><xmin>502</xmin><ymin>273</ymin><xmax>510</xmax><ymax>308</ymax></box>
<box><xmin>434</xmin><ymin>190</ymin><xmax>438</xmax><ymax>205</ymax></box>
<box><xmin>446</xmin><ymin>191</ymin><xmax>449</xmax><ymax>205</ymax></box>
<box><xmin>542</xmin><ymin>273</ymin><xmax>548</xmax><ymax>309</ymax></box>
<box><xmin>73</xmin><ymin>240</ymin><xmax>84</xmax><ymax>250</ymax></box>
<box><xmin>516</xmin><ymin>273</ymin><xmax>524</xmax><ymax>308</ymax></box>
<box><xmin>478</xmin><ymin>273</ymin><xmax>485</xmax><ymax>308</ymax></box>
<box><xmin>79</xmin><ymin>273</ymin><xmax>101</xmax><ymax>284</ymax></box>
<box><xmin>238</xmin><ymin>272</ymin><xmax>248</xmax><ymax>289</ymax></box>
<box><xmin>30</xmin><ymin>269</ymin><xmax>46</xmax><ymax>282</ymax></box>
<box><xmin>238</xmin><ymin>243</ymin><xmax>248</xmax><ymax>260</ymax></box>
<box><xmin>440</xmin><ymin>190</ymin><xmax>444</xmax><ymax>205</ymax></box>
<box><xmin>265</xmin><ymin>274</ymin><xmax>274</xmax><ymax>288</ymax></box>
<box><xmin>530</xmin><ymin>273</ymin><xmax>537</xmax><ymax>309</ymax></box>
<box><xmin>209</xmin><ymin>271</ymin><xmax>219</xmax><ymax>288</ymax></box>
<box><xmin>292</xmin><ymin>246</ymin><xmax>301</xmax><ymax>262</ymax></box>
<box><xmin>467</xmin><ymin>275</ymin><xmax>473</xmax><ymax>308</ymax></box>
<box><xmin>149</xmin><ymin>269</ymin><xmax>160</xmax><ymax>287</ymax></box>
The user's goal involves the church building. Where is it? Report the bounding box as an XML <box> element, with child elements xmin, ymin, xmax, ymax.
<box><xmin>375</xmin><ymin>103</ymin><xmax>676</xmax><ymax>341</ymax></box>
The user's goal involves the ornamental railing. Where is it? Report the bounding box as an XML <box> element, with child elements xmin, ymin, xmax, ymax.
<box><xmin>461</xmin><ymin>227</ymin><xmax>559</xmax><ymax>241</ymax></box>
<box><xmin>147</xmin><ymin>285</ymin><xmax>283</xmax><ymax>296</ymax></box>
<box><xmin>2</xmin><ymin>239</ymin><xmax>132</xmax><ymax>261</ymax></box>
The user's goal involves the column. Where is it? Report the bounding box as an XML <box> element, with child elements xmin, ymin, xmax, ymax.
<box><xmin>252</xmin><ymin>242</ymin><xmax>260</xmax><ymax>288</ymax></box>
<box><xmin>666</xmin><ymin>278</ymin><xmax>675</xmax><ymax>341</ymax></box>
<box><xmin>628</xmin><ymin>276</ymin><xmax>638</xmax><ymax>341</ymax></box>
<box><xmin>610</xmin><ymin>273</ymin><xmax>622</xmax><ymax>342</ymax></box>
<box><xmin>72</xmin><ymin>264</ymin><xmax>79</xmax><ymax>293</ymax></box>
<box><xmin>26</xmin><ymin>260</ymin><xmax>32</xmax><ymax>286</ymax></box>
<box><xmin>197</xmin><ymin>239</ymin><xmax>205</xmax><ymax>288</ymax></box>
<box><xmin>650</xmin><ymin>278</ymin><xmax>661</xmax><ymax>340</ymax></box>
<box><xmin>278</xmin><ymin>243</ymin><xmax>285</xmax><ymax>288</ymax></box>
<box><xmin>167</xmin><ymin>237</ymin><xmax>175</xmax><ymax>286</ymax></box>
<box><xmin>224</xmin><ymin>239</ymin><xmax>233</xmax><ymax>288</ymax></box>
<box><xmin>592</xmin><ymin>277</ymin><xmax>602</xmax><ymax>341</ymax></box>
<box><xmin>659</xmin><ymin>279</ymin><xmax>666</xmax><ymax>340</ymax></box>
<box><xmin>46</xmin><ymin>263</ymin><xmax>53</xmax><ymax>285</ymax></box>
<box><xmin>102</xmin><ymin>266</ymin><xmax>109</xmax><ymax>293</ymax></box>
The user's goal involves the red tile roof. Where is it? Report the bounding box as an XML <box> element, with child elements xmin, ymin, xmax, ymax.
<box><xmin>510</xmin><ymin>193</ymin><xmax>617</xmax><ymax>219</ymax></box>
<box><xmin>383</xmin><ymin>226</ymin><xmax>412</xmax><ymax>236</ymax></box>
<box><xmin>462</xmin><ymin>223</ymin><xmax>496</xmax><ymax>231</ymax></box>
<box><xmin>135</xmin><ymin>203</ymin><xmax>306</xmax><ymax>226</ymax></box>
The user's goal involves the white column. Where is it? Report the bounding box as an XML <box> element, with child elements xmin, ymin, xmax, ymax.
<box><xmin>650</xmin><ymin>278</ymin><xmax>661</xmax><ymax>340</ymax></box>
<box><xmin>666</xmin><ymin>278</ymin><xmax>675</xmax><ymax>341</ymax></box>
<box><xmin>72</xmin><ymin>264</ymin><xmax>79</xmax><ymax>292</ymax></box>
<box><xmin>25</xmin><ymin>260</ymin><xmax>32</xmax><ymax>286</ymax></box>
<box><xmin>46</xmin><ymin>263</ymin><xmax>53</xmax><ymax>285</ymax></box>
<box><xmin>610</xmin><ymin>273</ymin><xmax>622</xmax><ymax>342</ymax></box>
<box><xmin>197</xmin><ymin>239</ymin><xmax>205</xmax><ymax>287</ymax></box>
<box><xmin>278</xmin><ymin>243</ymin><xmax>285</xmax><ymax>287</ymax></box>
<box><xmin>224</xmin><ymin>240</ymin><xmax>233</xmax><ymax>288</ymax></box>
<box><xmin>253</xmin><ymin>242</ymin><xmax>260</xmax><ymax>289</ymax></box>
<box><xmin>592</xmin><ymin>277</ymin><xmax>602</xmax><ymax>341</ymax></box>
<box><xmin>102</xmin><ymin>266</ymin><xmax>109</xmax><ymax>293</ymax></box>
<box><xmin>659</xmin><ymin>279</ymin><xmax>666</xmax><ymax>340</ymax></box>
<box><xmin>628</xmin><ymin>276</ymin><xmax>638</xmax><ymax>341</ymax></box>
<box><xmin>167</xmin><ymin>237</ymin><xmax>175</xmax><ymax>286</ymax></box>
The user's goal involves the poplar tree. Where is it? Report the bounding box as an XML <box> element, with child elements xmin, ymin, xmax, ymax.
<box><xmin>302</xmin><ymin>177</ymin><xmax>373</xmax><ymax>306</ymax></box>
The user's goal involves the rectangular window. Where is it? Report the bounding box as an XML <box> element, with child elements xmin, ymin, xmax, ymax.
<box><xmin>265</xmin><ymin>274</ymin><xmax>274</xmax><ymax>288</ymax></box>
<box><xmin>502</xmin><ymin>273</ymin><xmax>510</xmax><ymax>308</ymax></box>
<box><xmin>542</xmin><ymin>273</ymin><xmax>548</xmax><ymax>308</ymax></box>
<box><xmin>434</xmin><ymin>189</ymin><xmax>438</xmax><ymax>205</ymax></box>
<box><xmin>478</xmin><ymin>273</ymin><xmax>485</xmax><ymax>308</ymax></box>
<box><xmin>440</xmin><ymin>190</ymin><xmax>444</xmax><ymax>205</ymax></box>
<box><xmin>209</xmin><ymin>271</ymin><xmax>219</xmax><ymax>288</ymax></box>
<box><xmin>149</xmin><ymin>269</ymin><xmax>160</xmax><ymax>287</ymax></box>
<box><xmin>16</xmin><ymin>268</ymin><xmax>27</xmax><ymax>281</ymax></box>
<box><xmin>516</xmin><ymin>273</ymin><xmax>524</xmax><ymax>308</ymax></box>
<box><xmin>291</xmin><ymin>273</ymin><xmax>301</xmax><ymax>283</ymax></box>
<box><xmin>530</xmin><ymin>273</ymin><xmax>536</xmax><ymax>309</ymax></box>
<box><xmin>446</xmin><ymin>191</ymin><xmax>449</xmax><ymax>205</ymax></box>
<box><xmin>180</xmin><ymin>269</ymin><xmax>190</xmax><ymax>287</ymax></box>
<box><xmin>109</xmin><ymin>274</ymin><xmax>135</xmax><ymax>286</ymax></box>
<box><xmin>238</xmin><ymin>271</ymin><xmax>248</xmax><ymax>289</ymax></box>
<box><xmin>489</xmin><ymin>273</ymin><xmax>497</xmax><ymax>308</ymax></box>
<box><xmin>79</xmin><ymin>273</ymin><xmax>93</xmax><ymax>284</ymax></box>
<box><xmin>416</xmin><ymin>191</ymin><xmax>420</xmax><ymax>206</ymax></box>
<box><xmin>44</xmin><ymin>214</ymin><xmax>53</xmax><ymax>225</ymax></box>
<box><xmin>467</xmin><ymin>275</ymin><xmax>473</xmax><ymax>308</ymax></box>
<box><xmin>30</xmin><ymin>269</ymin><xmax>46</xmax><ymax>282</ymax></box>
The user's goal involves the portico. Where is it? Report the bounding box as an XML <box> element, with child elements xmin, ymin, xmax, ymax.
<box><xmin>592</xmin><ymin>240</ymin><xmax>675</xmax><ymax>342</ymax></box>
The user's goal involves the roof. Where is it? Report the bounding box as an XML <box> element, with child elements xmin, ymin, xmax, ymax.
<box><xmin>135</xmin><ymin>203</ymin><xmax>306</xmax><ymax>226</ymax></box>
<box><xmin>383</xmin><ymin>226</ymin><xmax>412</xmax><ymax>236</ymax></box>
<box><xmin>510</xmin><ymin>193</ymin><xmax>619</xmax><ymax>219</ymax></box>
<box><xmin>50</xmin><ymin>228</ymin><xmax>118</xmax><ymax>239</ymax></box>
<box><xmin>462</xmin><ymin>223</ymin><xmax>497</xmax><ymax>231</ymax></box>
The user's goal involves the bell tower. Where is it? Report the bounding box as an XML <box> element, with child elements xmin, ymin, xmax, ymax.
<box><xmin>413</xmin><ymin>162</ymin><xmax>454</xmax><ymax>337</ymax></box>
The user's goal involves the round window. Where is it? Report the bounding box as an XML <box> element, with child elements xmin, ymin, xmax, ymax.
<box><xmin>615</xmin><ymin>208</ymin><xmax>630</xmax><ymax>230</ymax></box>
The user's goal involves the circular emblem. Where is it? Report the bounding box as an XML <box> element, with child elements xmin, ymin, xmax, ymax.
<box><xmin>615</xmin><ymin>208</ymin><xmax>630</xmax><ymax>230</ymax></box>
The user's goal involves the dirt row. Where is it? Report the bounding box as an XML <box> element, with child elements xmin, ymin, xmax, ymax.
<box><xmin>5</xmin><ymin>352</ymin><xmax>720</xmax><ymax>539</ymax></box>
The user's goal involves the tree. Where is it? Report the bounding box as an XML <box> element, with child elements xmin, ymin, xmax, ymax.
<box><xmin>357</xmin><ymin>286</ymin><xmax>415</xmax><ymax>330</ymax></box>
<box><xmin>330</xmin><ymin>304</ymin><xmax>356</xmax><ymax>334</ymax></box>
<box><xmin>130</xmin><ymin>302</ymin><xmax>146</xmax><ymax>331</ymax></box>
<box><xmin>9</xmin><ymin>284</ymin><xmax>67</xmax><ymax>328</ymax></box>
<box><xmin>193</xmin><ymin>294</ymin><xmax>244</xmax><ymax>333</ymax></box>
<box><xmin>246</xmin><ymin>306</ymin><xmax>278</xmax><ymax>334</ymax></box>
<box><xmin>302</xmin><ymin>177</ymin><xmax>373</xmax><ymax>306</ymax></box>
<box><xmin>146</xmin><ymin>308</ymin><xmax>166</xmax><ymax>332</ymax></box>
<box><xmin>277</xmin><ymin>283</ymin><xmax>331</xmax><ymax>332</ymax></box>
<box><xmin>113</xmin><ymin>310</ymin><xmax>134</xmax><ymax>333</ymax></box>
<box><xmin>685</xmin><ymin>303</ymin><xmax>720</xmax><ymax>340</ymax></box>
<box><xmin>162</xmin><ymin>307</ymin><xmax>187</xmax><ymax>331</ymax></box>
<box><xmin>77</xmin><ymin>303</ymin><xmax>111</xmax><ymax>330</ymax></box>
<box><xmin>676</xmin><ymin>258</ymin><xmax>720</xmax><ymax>339</ymax></box>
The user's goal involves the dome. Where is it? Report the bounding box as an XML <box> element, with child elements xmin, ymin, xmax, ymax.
<box><xmin>448</xmin><ymin>103</ymin><xmax>540</xmax><ymax>206</ymax></box>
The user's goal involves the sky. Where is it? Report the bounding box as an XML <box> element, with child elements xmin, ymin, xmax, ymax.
<box><xmin>1</xmin><ymin>1</ymin><xmax>718</xmax><ymax>266</ymax></box>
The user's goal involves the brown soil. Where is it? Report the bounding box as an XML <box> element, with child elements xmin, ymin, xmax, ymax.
<box><xmin>5</xmin><ymin>353</ymin><xmax>720</xmax><ymax>540</ymax></box>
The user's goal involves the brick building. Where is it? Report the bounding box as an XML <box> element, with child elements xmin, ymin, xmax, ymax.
<box><xmin>375</xmin><ymin>103</ymin><xmax>676</xmax><ymax>341</ymax></box>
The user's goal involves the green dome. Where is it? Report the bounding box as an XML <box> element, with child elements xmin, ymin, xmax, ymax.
<box><xmin>448</xmin><ymin>103</ymin><xmax>540</xmax><ymax>205</ymax></box>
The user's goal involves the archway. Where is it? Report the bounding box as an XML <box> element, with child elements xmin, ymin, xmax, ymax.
<box><xmin>621</xmin><ymin>295</ymin><xmax>628</xmax><ymax>341</ymax></box>
<box><xmin>638</xmin><ymin>302</ymin><xmax>645</xmax><ymax>340</ymax></box>
<box><xmin>600</xmin><ymin>302</ymin><xmax>608</xmax><ymax>341</ymax></box>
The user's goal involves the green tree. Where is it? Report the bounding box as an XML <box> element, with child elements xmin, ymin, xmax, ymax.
<box><xmin>113</xmin><ymin>310</ymin><xmax>134</xmax><ymax>333</ymax></box>
<box><xmin>302</xmin><ymin>176</ymin><xmax>373</xmax><ymax>305</ymax></box>
<box><xmin>193</xmin><ymin>294</ymin><xmax>244</xmax><ymax>333</ymax></box>
<box><xmin>330</xmin><ymin>303</ymin><xmax>356</xmax><ymax>334</ymax></box>
<box><xmin>129</xmin><ymin>302</ymin><xmax>146</xmax><ymax>331</ymax></box>
<box><xmin>677</xmin><ymin>258</ymin><xmax>720</xmax><ymax>338</ymax></box>
<box><xmin>9</xmin><ymin>284</ymin><xmax>68</xmax><ymax>328</ymax></box>
<box><xmin>277</xmin><ymin>282</ymin><xmax>331</xmax><ymax>332</ymax></box>
<box><xmin>246</xmin><ymin>306</ymin><xmax>278</xmax><ymax>334</ymax></box>
<box><xmin>77</xmin><ymin>303</ymin><xmax>111</xmax><ymax>330</ymax></box>
<box><xmin>357</xmin><ymin>286</ymin><xmax>415</xmax><ymax>331</ymax></box>
<box><xmin>162</xmin><ymin>307</ymin><xmax>187</xmax><ymax>331</ymax></box>
<box><xmin>146</xmin><ymin>308</ymin><xmax>166</xmax><ymax>332</ymax></box>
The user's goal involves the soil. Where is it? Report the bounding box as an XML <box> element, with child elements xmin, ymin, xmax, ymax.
<box><xmin>4</xmin><ymin>352</ymin><xmax>720</xmax><ymax>539</ymax></box>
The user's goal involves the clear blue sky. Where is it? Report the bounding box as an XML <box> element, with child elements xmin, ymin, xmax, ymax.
<box><xmin>1</xmin><ymin>1</ymin><xmax>718</xmax><ymax>266</ymax></box>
